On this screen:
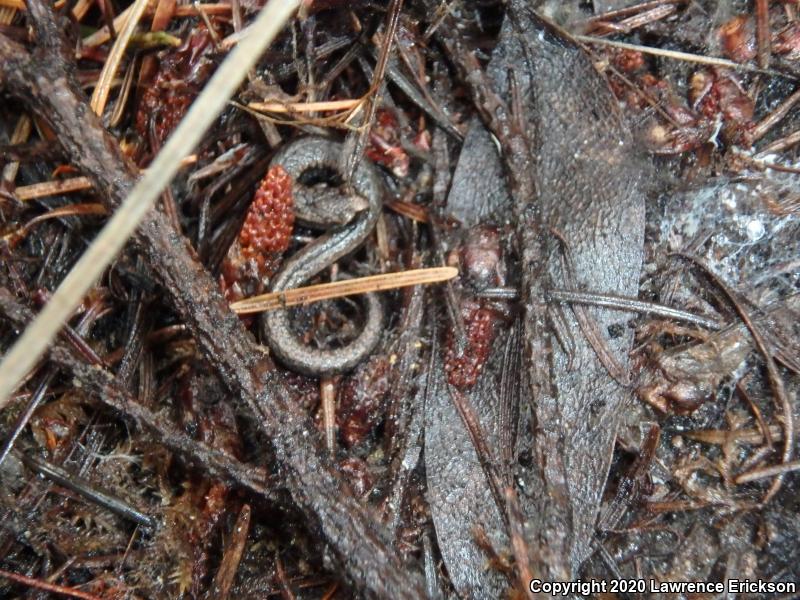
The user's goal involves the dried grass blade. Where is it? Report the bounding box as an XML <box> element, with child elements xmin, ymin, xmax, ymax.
<box><xmin>574</xmin><ymin>35</ymin><xmax>795</xmax><ymax>79</ymax></box>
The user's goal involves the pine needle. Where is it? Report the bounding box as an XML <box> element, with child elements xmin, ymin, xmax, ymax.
<box><xmin>574</xmin><ymin>35</ymin><xmax>796</xmax><ymax>80</ymax></box>
<box><xmin>248</xmin><ymin>98</ymin><xmax>361</xmax><ymax>114</ymax></box>
<box><xmin>14</xmin><ymin>176</ymin><xmax>94</xmax><ymax>201</ymax></box>
<box><xmin>90</xmin><ymin>0</ymin><xmax>150</xmax><ymax>116</ymax></box>
<box><xmin>230</xmin><ymin>267</ymin><xmax>458</xmax><ymax>314</ymax></box>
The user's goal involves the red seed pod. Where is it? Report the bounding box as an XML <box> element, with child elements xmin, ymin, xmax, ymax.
<box><xmin>612</xmin><ymin>48</ymin><xmax>645</xmax><ymax>73</ymax></box>
<box><xmin>220</xmin><ymin>165</ymin><xmax>294</xmax><ymax>303</ymax></box>
<box><xmin>239</xmin><ymin>165</ymin><xmax>294</xmax><ymax>261</ymax></box>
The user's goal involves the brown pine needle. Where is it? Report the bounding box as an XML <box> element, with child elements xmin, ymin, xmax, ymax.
<box><xmin>82</xmin><ymin>3</ymin><xmax>231</xmax><ymax>48</ymax></box>
<box><xmin>230</xmin><ymin>267</ymin><xmax>458</xmax><ymax>314</ymax></box>
<box><xmin>12</xmin><ymin>157</ymin><xmax>197</xmax><ymax>202</ymax></box>
<box><xmin>248</xmin><ymin>98</ymin><xmax>362</xmax><ymax>114</ymax></box>
<box><xmin>90</xmin><ymin>0</ymin><xmax>150</xmax><ymax>116</ymax></box>
<box><xmin>736</xmin><ymin>459</ymin><xmax>800</xmax><ymax>484</ymax></box>
<box><xmin>0</xmin><ymin>568</ymin><xmax>102</xmax><ymax>600</ymax></box>
<box><xmin>174</xmin><ymin>3</ymin><xmax>230</xmax><ymax>16</ymax></box>
<box><xmin>14</xmin><ymin>176</ymin><xmax>94</xmax><ymax>201</ymax></box>
<box><xmin>3</xmin><ymin>203</ymin><xmax>107</xmax><ymax>243</ymax></box>
<box><xmin>70</xmin><ymin>0</ymin><xmax>93</xmax><ymax>20</ymax></box>
<box><xmin>686</xmin><ymin>425</ymin><xmax>783</xmax><ymax>446</ymax></box>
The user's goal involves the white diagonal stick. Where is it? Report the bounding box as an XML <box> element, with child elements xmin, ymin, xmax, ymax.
<box><xmin>0</xmin><ymin>0</ymin><xmax>301</xmax><ymax>407</ymax></box>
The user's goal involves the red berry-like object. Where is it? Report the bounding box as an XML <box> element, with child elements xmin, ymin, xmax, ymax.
<box><xmin>444</xmin><ymin>299</ymin><xmax>498</xmax><ymax>390</ymax></box>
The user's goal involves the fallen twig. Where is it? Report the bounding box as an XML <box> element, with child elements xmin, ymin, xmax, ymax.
<box><xmin>0</xmin><ymin>288</ymin><xmax>274</xmax><ymax>499</ymax></box>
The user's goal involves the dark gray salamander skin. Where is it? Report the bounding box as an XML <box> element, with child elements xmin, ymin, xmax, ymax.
<box><xmin>260</xmin><ymin>137</ymin><xmax>384</xmax><ymax>376</ymax></box>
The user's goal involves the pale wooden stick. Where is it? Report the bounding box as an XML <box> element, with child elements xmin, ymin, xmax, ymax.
<box><xmin>230</xmin><ymin>267</ymin><xmax>458</xmax><ymax>314</ymax></box>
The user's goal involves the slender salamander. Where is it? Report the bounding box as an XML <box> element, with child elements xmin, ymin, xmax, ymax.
<box><xmin>260</xmin><ymin>137</ymin><xmax>384</xmax><ymax>376</ymax></box>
